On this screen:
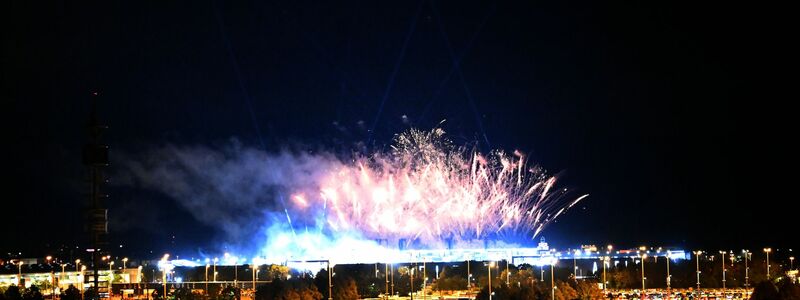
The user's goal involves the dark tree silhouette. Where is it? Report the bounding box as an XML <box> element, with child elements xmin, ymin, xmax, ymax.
<box><xmin>83</xmin><ymin>288</ymin><xmax>99</xmax><ymax>300</ymax></box>
<box><xmin>3</xmin><ymin>286</ymin><xmax>22</xmax><ymax>300</ymax></box>
<box><xmin>255</xmin><ymin>278</ymin><xmax>322</xmax><ymax>300</ymax></box>
<box><xmin>60</xmin><ymin>285</ymin><xmax>81</xmax><ymax>300</ymax></box>
<box><xmin>173</xmin><ymin>287</ymin><xmax>196</xmax><ymax>300</ymax></box>
<box><xmin>474</xmin><ymin>282</ymin><xmax>547</xmax><ymax>300</ymax></box>
<box><xmin>750</xmin><ymin>280</ymin><xmax>779</xmax><ymax>300</ymax></box>
<box><xmin>331</xmin><ymin>277</ymin><xmax>359</xmax><ymax>300</ymax></box>
<box><xmin>570</xmin><ymin>280</ymin><xmax>605</xmax><ymax>300</ymax></box>
<box><xmin>778</xmin><ymin>280</ymin><xmax>800</xmax><ymax>300</ymax></box>
<box><xmin>22</xmin><ymin>286</ymin><xmax>43</xmax><ymax>300</ymax></box>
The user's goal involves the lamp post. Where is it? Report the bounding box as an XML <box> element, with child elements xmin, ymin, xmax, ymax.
<box><xmin>385</xmin><ymin>263</ymin><xmax>389</xmax><ymax>300</ymax></box>
<box><xmin>467</xmin><ymin>259</ymin><xmax>471</xmax><ymax>289</ymax></box>
<box><xmin>422</xmin><ymin>259</ymin><xmax>427</xmax><ymax>300</ymax></box>
<box><xmin>327</xmin><ymin>261</ymin><xmax>333</xmax><ymax>300</ymax></box>
<box><xmin>137</xmin><ymin>266</ymin><xmax>143</xmax><ymax>294</ymax></box>
<box><xmin>80</xmin><ymin>265</ymin><xmax>86</xmax><ymax>299</ymax></box>
<box><xmin>51</xmin><ymin>271</ymin><xmax>56</xmax><ymax>299</ymax></box>
<box><xmin>665</xmin><ymin>253</ymin><xmax>671</xmax><ymax>297</ymax></box>
<box><xmin>764</xmin><ymin>248</ymin><xmax>772</xmax><ymax>280</ymax></box>
<box><xmin>573</xmin><ymin>256</ymin><xmax>577</xmax><ymax>279</ymax></box>
<box><xmin>541</xmin><ymin>265</ymin><xmax>544</xmax><ymax>282</ymax></box>
<box><xmin>161</xmin><ymin>254</ymin><xmax>169</xmax><ymax>298</ymax></box>
<box><xmin>742</xmin><ymin>250</ymin><xmax>751</xmax><ymax>287</ymax></box>
<box><xmin>488</xmin><ymin>262</ymin><xmax>494</xmax><ymax>300</ymax></box>
<box><xmin>410</xmin><ymin>264</ymin><xmax>415</xmax><ymax>300</ymax></box>
<box><xmin>205</xmin><ymin>264</ymin><xmax>210</xmax><ymax>294</ymax></box>
<box><xmin>251</xmin><ymin>261</ymin><xmax>256</xmax><ymax>292</ymax></box>
<box><xmin>640</xmin><ymin>254</ymin><xmax>648</xmax><ymax>292</ymax></box>
<box><xmin>791</xmin><ymin>257</ymin><xmax>795</xmax><ymax>270</ymax></box>
<box><xmin>45</xmin><ymin>256</ymin><xmax>54</xmax><ymax>297</ymax></box>
<box><xmin>109</xmin><ymin>261</ymin><xmax>115</xmax><ymax>285</ymax></box>
<box><xmin>391</xmin><ymin>263</ymin><xmax>394</xmax><ymax>296</ymax></box>
<box><xmin>719</xmin><ymin>251</ymin><xmax>727</xmax><ymax>291</ymax></box>
<box><xmin>602</xmin><ymin>256</ymin><xmax>609</xmax><ymax>292</ymax></box>
<box><xmin>17</xmin><ymin>261</ymin><xmax>24</xmax><ymax>286</ymax></box>
<box><xmin>123</xmin><ymin>258</ymin><xmax>128</xmax><ymax>271</ymax></box>
<box><xmin>729</xmin><ymin>253</ymin><xmax>736</xmax><ymax>287</ymax></box>
<box><xmin>213</xmin><ymin>257</ymin><xmax>218</xmax><ymax>282</ymax></box>
<box><xmin>606</xmin><ymin>244</ymin><xmax>613</xmax><ymax>287</ymax></box>
<box><xmin>693</xmin><ymin>251</ymin><xmax>702</xmax><ymax>289</ymax></box>
<box><xmin>506</xmin><ymin>260</ymin><xmax>510</xmax><ymax>285</ymax></box>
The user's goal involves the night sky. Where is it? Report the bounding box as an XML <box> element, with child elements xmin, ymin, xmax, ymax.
<box><xmin>2</xmin><ymin>1</ymin><xmax>786</xmax><ymax>257</ymax></box>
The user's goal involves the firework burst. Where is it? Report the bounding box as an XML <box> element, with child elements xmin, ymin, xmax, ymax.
<box><xmin>286</xmin><ymin>128</ymin><xmax>586</xmax><ymax>248</ymax></box>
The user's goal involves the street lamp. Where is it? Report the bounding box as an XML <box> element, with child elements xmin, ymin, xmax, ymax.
<box><xmin>391</xmin><ymin>263</ymin><xmax>394</xmax><ymax>296</ymax></box>
<box><xmin>205</xmin><ymin>264</ymin><xmax>210</xmax><ymax>294</ymax></box>
<box><xmin>138</xmin><ymin>266</ymin><xmax>143</xmax><ymax>294</ymax></box>
<box><xmin>422</xmin><ymin>258</ymin><xmax>427</xmax><ymax>300</ymax></box>
<box><xmin>329</xmin><ymin>261</ymin><xmax>333</xmax><ymax>300</ymax></box>
<box><xmin>640</xmin><ymin>254</ymin><xmax>648</xmax><ymax>292</ymax></box>
<box><xmin>693</xmin><ymin>251</ymin><xmax>702</xmax><ymax>289</ymax></box>
<box><xmin>791</xmin><ymin>257</ymin><xmax>795</xmax><ymax>270</ymax></box>
<box><xmin>251</xmin><ymin>260</ymin><xmax>257</xmax><ymax>293</ymax></box>
<box><xmin>17</xmin><ymin>261</ymin><xmax>24</xmax><ymax>286</ymax></box>
<box><xmin>109</xmin><ymin>261</ymin><xmax>115</xmax><ymax>284</ymax></box>
<box><xmin>46</xmin><ymin>256</ymin><xmax>54</xmax><ymax>297</ymax></box>
<box><xmin>75</xmin><ymin>259</ymin><xmax>81</xmax><ymax>272</ymax></box>
<box><xmin>541</xmin><ymin>265</ymin><xmax>545</xmax><ymax>282</ymax></box>
<box><xmin>213</xmin><ymin>257</ymin><xmax>218</xmax><ymax>282</ymax></box>
<box><xmin>466</xmin><ymin>259</ymin><xmax>471</xmax><ymax>290</ymax></box>
<box><xmin>764</xmin><ymin>248</ymin><xmax>772</xmax><ymax>280</ymax></box>
<box><xmin>665</xmin><ymin>253</ymin><xmax>671</xmax><ymax>292</ymax></box>
<box><xmin>602</xmin><ymin>256</ymin><xmax>610</xmax><ymax>292</ymax></box>
<box><xmin>409</xmin><ymin>264</ymin><xmax>415</xmax><ymax>300</ymax></box>
<box><xmin>719</xmin><ymin>251</ymin><xmax>727</xmax><ymax>291</ymax></box>
<box><xmin>385</xmin><ymin>263</ymin><xmax>389</xmax><ymax>300</ymax></box>
<box><xmin>743</xmin><ymin>250</ymin><xmax>751</xmax><ymax>287</ymax></box>
<box><xmin>80</xmin><ymin>265</ymin><xmax>87</xmax><ymax>298</ymax></box>
<box><xmin>123</xmin><ymin>258</ymin><xmax>128</xmax><ymax>270</ymax></box>
<box><xmin>488</xmin><ymin>261</ymin><xmax>494</xmax><ymax>300</ymax></box>
<box><xmin>161</xmin><ymin>254</ymin><xmax>169</xmax><ymax>297</ymax></box>
<box><xmin>234</xmin><ymin>258</ymin><xmax>239</xmax><ymax>286</ymax></box>
<box><xmin>506</xmin><ymin>259</ymin><xmax>510</xmax><ymax>285</ymax></box>
<box><xmin>573</xmin><ymin>251</ymin><xmax>578</xmax><ymax>279</ymax></box>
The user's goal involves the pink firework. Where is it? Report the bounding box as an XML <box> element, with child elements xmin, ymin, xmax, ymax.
<box><xmin>288</xmin><ymin>128</ymin><xmax>587</xmax><ymax>247</ymax></box>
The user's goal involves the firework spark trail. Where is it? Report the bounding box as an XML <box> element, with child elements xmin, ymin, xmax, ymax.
<box><xmin>286</xmin><ymin>128</ymin><xmax>586</xmax><ymax>248</ymax></box>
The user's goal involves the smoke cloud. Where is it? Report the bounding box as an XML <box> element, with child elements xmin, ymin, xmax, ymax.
<box><xmin>115</xmin><ymin>139</ymin><xmax>344</xmax><ymax>254</ymax></box>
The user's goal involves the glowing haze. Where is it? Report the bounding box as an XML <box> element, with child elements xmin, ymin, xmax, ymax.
<box><xmin>120</xmin><ymin>128</ymin><xmax>586</xmax><ymax>264</ymax></box>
